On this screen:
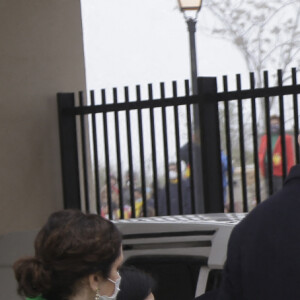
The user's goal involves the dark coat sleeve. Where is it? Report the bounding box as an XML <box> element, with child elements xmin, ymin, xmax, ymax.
<box><xmin>217</xmin><ymin>222</ymin><xmax>243</xmax><ymax>300</ymax></box>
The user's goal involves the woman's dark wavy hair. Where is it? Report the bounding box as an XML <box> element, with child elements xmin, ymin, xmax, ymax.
<box><xmin>13</xmin><ymin>209</ymin><xmax>122</xmax><ymax>300</ymax></box>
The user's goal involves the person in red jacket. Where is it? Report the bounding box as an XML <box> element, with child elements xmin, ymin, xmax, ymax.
<box><xmin>258</xmin><ymin>115</ymin><xmax>295</xmax><ymax>194</ymax></box>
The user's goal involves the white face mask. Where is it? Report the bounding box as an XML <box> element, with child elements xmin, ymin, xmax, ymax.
<box><xmin>169</xmin><ymin>170</ymin><xmax>177</xmax><ymax>180</ymax></box>
<box><xmin>98</xmin><ymin>273</ymin><xmax>121</xmax><ymax>300</ymax></box>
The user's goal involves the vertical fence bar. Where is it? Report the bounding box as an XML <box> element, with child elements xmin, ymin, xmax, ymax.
<box><xmin>292</xmin><ymin>68</ymin><xmax>300</xmax><ymax>164</ymax></box>
<box><xmin>124</xmin><ymin>86</ymin><xmax>135</xmax><ymax>218</ymax></box>
<box><xmin>148</xmin><ymin>84</ymin><xmax>159</xmax><ymax>216</ymax></box>
<box><xmin>222</xmin><ymin>76</ymin><xmax>235</xmax><ymax>212</ymax></box>
<box><xmin>172</xmin><ymin>81</ymin><xmax>183</xmax><ymax>214</ymax></box>
<box><xmin>136</xmin><ymin>85</ymin><xmax>147</xmax><ymax>217</ymax></box>
<box><xmin>198</xmin><ymin>77</ymin><xmax>223</xmax><ymax>213</ymax></box>
<box><xmin>57</xmin><ymin>93</ymin><xmax>81</xmax><ymax>209</ymax></box>
<box><xmin>90</xmin><ymin>91</ymin><xmax>101</xmax><ymax>214</ymax></box>
<box><xmin>250</xmin><ymin>73</ymin><xmax>261</xmax><ymax>205</ymax></box>
<box><xmin>161</xmin><ymin>82</ymin><xmax>171</xmax><ymax>215</ymax></box>
<box><xmin>264</xmin><ymin>71</ymin><xmax>273</xmax><ymax>195</ymax></box>
<box><xmin>79</xmin><ymin>91</ymin><xmax>90</xmax><ymax>212</ymax></box>
<box><xmin>277</xmin><ymin>70</ymin><xmax>287</xmax><ymax>181</ymax></box>
<box><xmin>185</xmin><ymin>80</ymin><xmax>196</xmax><ymax>213</ymax></box>
<box><xmin>113</xmin><ymin>88</ymin><xmax>124</xmax><ymax>218</ymax></box>
<box><xmin>236</xmin><ymin>75</ymin><xmax>248</xmax><ymax>212</ymax></box>
<box><xmin>101</xmin><ymin>89</ymin><xmax>113</xmax><ymax>219</ymax></box>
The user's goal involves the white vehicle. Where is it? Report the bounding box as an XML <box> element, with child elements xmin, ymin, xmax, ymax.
<box><xmin>115</xmin><ymin>213</ymin><xmax>246</xmax><ymax>300</ymax></box>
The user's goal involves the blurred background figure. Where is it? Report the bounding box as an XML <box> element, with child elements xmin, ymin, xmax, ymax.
<box><xmin>221</xmin><ymin>149</ymin><xmax>229</xmax><ymax>206</ymax></box>
<box><xmin>134</xmin><ymin>187</ymin><xmax>155</xmax><ymax>218</ymax></box>
<box><xmin>134</xmin><ymin>188</ymin><xmax>143</xmax><ymax>218</ymax></box>
<box><xmin>122</xmin><ymin>170</ymin><xmax>138</xmax><ymax>206</ymax></box>
<box><xmin>180</xmin><ymin>127</ymin><xmax>204</xmax><ymax>213</ymax></box>
<box><xmin>258</xmin><ymin>115</ymin><xmax>295</xmax><ymax>195</ymax></box>
<box><xmin>157</xmin><ymin>162</ymin><xmax>191</xmax><ymax>216</ymax></box>
<box><xmin>101</xmin><ymin>174</ymin><xmax>120</xmax><ymax>219</ymax></box>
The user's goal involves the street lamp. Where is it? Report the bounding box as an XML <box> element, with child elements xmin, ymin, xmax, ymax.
<box><xmin>178</xmin><ymin>0</ymin><xmax>204</xmax><ymax>213</ymax></box>
<box><xmin>178</xmin><ymin>0</ymin><xmax>202</xmax><ymax>95</ymax></box>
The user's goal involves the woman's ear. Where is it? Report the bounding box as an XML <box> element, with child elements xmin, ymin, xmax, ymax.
<box><xmin>88</xmin><ymin>273</ymin><xmax>101</xmax><ymax>291</ymax></box>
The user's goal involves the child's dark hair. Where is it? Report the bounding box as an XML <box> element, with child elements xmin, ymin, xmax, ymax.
<box><xmin>117</xmin><ymin>266</ymin><xmax>156</xmax><ymax>300</ymax></box>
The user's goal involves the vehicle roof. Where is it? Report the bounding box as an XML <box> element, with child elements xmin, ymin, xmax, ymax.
<box><xmin>114</xmin><ymin>213</ymin><xmax>246</xmax><ymax>226</ymax></box>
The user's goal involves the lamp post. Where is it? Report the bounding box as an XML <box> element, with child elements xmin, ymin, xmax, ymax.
<box><xmin>178</xmin><ymin>0</ymin><xmax>202</xmax><ymax>95</ymax></box>
<box><xmin>178</xmin><ymin>0</ymin><xmax>204</xmax><ymax>213</ymax></box>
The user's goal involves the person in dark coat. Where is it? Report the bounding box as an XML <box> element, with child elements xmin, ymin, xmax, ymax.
<box><xmin>180</xmin><ymin>128</ymin><xmax>205</xmax><ymax>213</ymax></box>
<box><xmin>216</xmin><ymin>164</ymin><xmax>300</xmax><ymax>299</ymax></box>
<box><xmin>194</xmin><ymin>290</ymin><xmax>219</xmax><ymax>300</ymax></box>
<box><xmin>157</xmin><ymin>162</ymin><xmax>192</xmax><ymax>216</ymax></box>
<box><xmin>195</xmin><ymin>149</ymin><xmax>300</xmax><ymax>300</ymax></box>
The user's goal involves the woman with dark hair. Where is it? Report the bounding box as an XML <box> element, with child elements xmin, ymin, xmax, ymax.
<box><xmin>13</xmin><ymin>209</ymin><xmax>123</xmax><ymax>300</ymax></box>
<box><xmin>117</xmin><ymin>266</ymin><xmax>156</xmax><ymax>300</ymax></box>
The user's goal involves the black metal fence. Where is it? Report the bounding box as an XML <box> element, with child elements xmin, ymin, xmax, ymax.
<box><xmin>57</xmin><ymin>68</ymin><xmax>300</xmax><ymax>219</ymax></box>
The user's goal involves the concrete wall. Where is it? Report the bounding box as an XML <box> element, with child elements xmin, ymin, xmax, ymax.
<box><xmin>0</xmin><ymin>230</ymin><xmax>37</xmax><ymax>299</ymax></box>
<box><xmin>0</xmin><ymin>0</ymin><xmax>86</xmax><ymax>235</ymax></box>
<box><xmin>0</xmin><ymin>1</ymin><xmax>86</xmax><ymax>296</ymax></box>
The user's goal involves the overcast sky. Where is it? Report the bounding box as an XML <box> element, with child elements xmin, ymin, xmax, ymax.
<box><xmin>80</xmin><ymin>0</ymin><xmax>248</xmax><ymax>95</ymax></box>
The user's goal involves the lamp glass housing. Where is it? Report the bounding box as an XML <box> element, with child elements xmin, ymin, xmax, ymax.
<box><xmin>178</xmin><ymin>0</ymin><xmax>202</xmax><ymax>11</ymax></box>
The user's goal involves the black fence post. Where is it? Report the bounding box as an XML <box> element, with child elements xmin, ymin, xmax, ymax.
<box><xmin>57</xmin><ymin>93</ymin><xmax>81</xmax><ymax>210</ymax></box>
<box><xmin>197</xmin><ymin>77</ymin><xmax>224</xmax><ymax>213</ymax></box>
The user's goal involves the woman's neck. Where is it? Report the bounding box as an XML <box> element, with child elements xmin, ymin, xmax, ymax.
<box><xmin>69</xmin><ymin>287</ymin><xmax>92</xmax><ymax>300</ymax></box>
